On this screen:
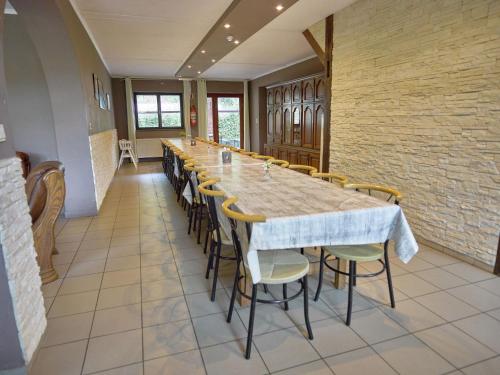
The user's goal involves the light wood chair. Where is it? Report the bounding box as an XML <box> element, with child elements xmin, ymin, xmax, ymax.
<box><xmin>222</xmin><ymin>196</ymin><xmax>313</xmax><ymax>359</ymax></box>
<box><xmin>251</xmin><ymin>154</ymin><xmax>275</xmax><ymax>161</ymax></box>
<box><xmin>269</xmin><ymin>159</ymin><xmax>290</xmax><ymax>168</ymax></box>
<box><xmin>118</xmin><ymin>139</ymin><xmax>138</xmax><ymax>169</ymax></box>
<box><xmin>311</xmin><ymin>172</ymin><xmax>348</xmax><ymax>185</ymax></box>
<box><xmin>314</xmin><ymin>183</ymin><xmax>402</xmax><ymax>326</ymax></box>
<box><xmin>288</xmin><ymin>164</ymin><xmax>318</xmax><ymax>175</ymax></box>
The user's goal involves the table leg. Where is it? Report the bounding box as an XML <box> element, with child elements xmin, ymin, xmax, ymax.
<box><xmin>333</xmin><ymin>258</ymin><xmax>347</xmax><ymax>289</ymax></box>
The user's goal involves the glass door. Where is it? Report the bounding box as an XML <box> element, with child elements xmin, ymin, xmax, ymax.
<box><xmin>207</xmin><ymin>94</ymin><xmax>243</xmax><ymax>148</ymax></box>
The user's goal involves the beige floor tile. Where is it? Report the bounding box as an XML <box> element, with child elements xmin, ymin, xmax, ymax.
<box><xmin>106</xmin><ymin>255</ymin><xmax>141</xmax><ymax>271</ymax></box>
<box><xmin>142</xmin><ymin>279</ymin><xmax>184</xmax><ymax>302</ymax></box>
<box><xmin>254</xmin><ymin>326</ymin><xmax>319</xmax><ymax>373</ymax></box>
<box><xmin>171</xmin><ymin>246</ymin><xmax>207</xmax><ymax>262</ymax></box>
<box><xmin>41</xmin><ymin>312</ymin><xmax>93</xmax><ymax>347</ymax></box>
<box><xmin>320</xmin><ymin>288</ymin><xmax>375</xmax><ymax>316</ymax></box>
<box><xmin>57</xmin><ymin>232</ymin><xmax>86</xmax><ymax>244</ymax></box>
<box><xmin>325</xmin><ymin>347</ymin><xmax>397</xmax><ymax>375</ymax></box>
<box><xmin>93</xmin><ymin>363</ymin><xmax>143</xmax><ymax>375</ymax></box>
<box><xmin>308</xmin><ymin>317</ymin><xmax>366</xmax><ymax>357</ymax></box>
<box><xmin>111</xmin><ymin>235</ymin><xmax>141</xmax><ymax>248</ymax></box>
<box><xmin>475</xmin><ymin>277</ymin><xmax>500</xmax><ymax>297</ymax></box>
<box><xmin>286</xmin><ymin>295</ymin><xmax>336</xmax><ymax>324</ymax></box>
<box><xmin>393</xmin><ymin>257</ymin><xmax>435</xmax><ymax>272</ymax></box>
<box><xmin>54</xmin><ymin>263</ymin><xmax>70</xmax><ymax>278</ymax></box>
<box><xmin>453</xmin><ymin>314</ymin><xmax>500</xmax><ymax>353</ymax></box>
<box><xmin>80</xmin><ymin>238</ymin><xmax>111</xmax><ymax>251</ymax></box>
<box><xmin>67</xmin><ymin>259</ymin><xmax>106</xmax><ymax>277</ymax></box>
<box><xmin>59</xmin><ymin>273</ymin><xmax>103</xmax><ymax>295</ymax></box>
<box><xmin>113</xmin><ymin>227</ymin><xmax>140</xmax><ymax>238</ymax></box>
<box><xmin>355</xmin><ymin>279</ymin><xmax>409</xmax><ymax>306</ymax></box>
<box><xmin>102</xmin><ymin>269</ymin><xmax>141</xmax><ymax>289</ymax></box>
<box><xmin>180</xmin><ymin>274</ymin><xmax>218</xmax><ymax>294</ymax></box>
<box><xmin>109</xmin><ymin>244</ymin><xmax>142</xmax><ymax>258</ymax></box>
<box><xmin>56</xmin><ymin>241</ymin><xmax>81</xmax><ymax>253</ymax></box>
<box><xmin>83</xmin><ymin>230</ymin><xmax>113</xmax><ymax>241</ymax></box>
<box><xmin>44</xmin><ymin>296</ymin><xmax>54</xmax><ymax>313</ymax></box>
<box><xmin>416</xmin><ymin>249</ymin><xmax>461</xmax><ymax>266</ymax></box>
<box><xmin>487</xmin><ymin>308</ymin><xmax>500</xmax><ymax>321</ymax></box>
<box><xmin>97</xmin><ymin>284</ymin><xmax>141</xmax><ymax>310</ymax></box>
<box><xmin>393</xmin><ymin>273</ymin><xmax>440</xmax><ymax>297</ymax></box>
<box><xmin>141</xmin><ymin>251</ymin><xmax>175</xmax><ymax>266</ymax></box>
<box><xmin>143</xmin><ymin>319</ymin><xmax>198</xmax><ymax>360</ymax></box>
<box><xmin>141</xmin><ymin>241</ymin><xmax>172</xmax><ymax>254</ymax></box>
<box><xmin>74</xmin><ymin>248</ymin><xmax>109</xmax><ymax>263</ymax></box>
<box><xmin>448</xmin><ymin>284</ymin><xmax>500</xmax><ymax>312</ymax></box>
<box><xmin>91</xmin><ymin>304</ymin><xmax>142</xmax><ymax>337</ymax></box>
<box><xmin>142</xmin><ymin>296</ymin><xmax>190</xmax><ymax>326</ymax></box>
<box><xmin>52</xmin><ymin>251</ymin><xmax>77</xmax><ymax>266</ymax></box>
<box><xmin>414</xmin><ymin>268</ymin><xmax>468</xmax><ymax>289</ymax></box>
<box><xmin>237</xmin><ymin>303</ymin><xmax>295</xmax><ymax>336</ymax></box>
<box><xmin>379</xmin><ymin>299</ymin><xmax>445</xmax><ymax>332</ymax></box>
<box><xmin>414</xmin><ymin>291</ymin><xmax>480</xmax><ymax>321</ymax></box>
<box><xmin>461</xmin><ymin>356</ymin><xmax>500</xmax><ymax>375</ymax></box>
<box><xmin>201</xmin><ymin>339</ymin><xmax>267</xmax><ymax>375</ymax></box>
<box><xmin>31</xmin><ymin>340</ymin><xmax>88</xmax><ymax>375</ymax></box>
<box><xmin>141</xmin><ymin>263</ymin><xmax>179</xmax><ymax>282</ymax></box>
<box><xmin>415</xmin><ymin>324</ymin><xmax>496</xmax><ymax>368</ymax></box>
<box><xmin>144</xmin><ymin>350</ymin><xmax>205</xmax><ymax>375</ymax></box>
<box><xmin>273</xmin><ymin>360</ymin><xmax>333</xmax><ymax>375</ymax></box>
<box><xmin>83</xmin><ymin>329</ymin><xmax>143</xmax><ymax>374</ymax></box>
<box><xmin>348</xmin><ymin>308</ymin><xmax>408</xmax><ymax>345</ymax></box>
<box><xmin>48</xmin><ymin>291</ymin><xmax>99</xmax><ymax>318</ymax></box>
<box><xmin>442</xmin><ymin>263</ymin><xmax>496</xmax><ymax>283</ymax></box>
<box><xmin>373</xmin><ymin>334</ymin><xmax>454</xmax><ymax>375</ymax></box>
<box><xmin>193</xmin><ymin>312</ymin><xmax>248</xmax><ymax>347</ymax></box>
<box><xmin>185</xmin><ymin>289</ymin><xmax>230</xmax><ymax>318</ymax></box>
<box><xmin>42</xmin><ymin>279</ymin><xmax>63</xmax><ymax>298</ymax></box>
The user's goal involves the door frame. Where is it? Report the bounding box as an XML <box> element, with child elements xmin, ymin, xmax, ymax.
<box><xmin>207</xmin><ymin>93</ymin><xmax>244</xmax><ymax>147</ymax></box>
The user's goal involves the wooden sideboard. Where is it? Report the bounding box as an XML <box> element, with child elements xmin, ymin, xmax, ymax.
<box><xmin>263</xmin><ymin>73</ymin><xmax>325</xmax><ymax>170</ymax></box>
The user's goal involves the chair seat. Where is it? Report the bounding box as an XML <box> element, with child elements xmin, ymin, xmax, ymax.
<box><xmin>323</xmin><ymin>244</ymin><xmax>384</xmax><ymax>262</ymax></box>
<box><xmin>212</xmin><ymin>229</ymin><xmax>232</xmax><ymax>246</ymax></box>
<box><xmin>247</xmin><ymin>250</ymin><xmax>309</xmax><ymax>285</ymax></box>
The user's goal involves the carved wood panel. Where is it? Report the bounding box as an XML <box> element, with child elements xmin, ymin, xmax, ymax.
<box><xmin>283</xmin><ymin>106</ymin><xmax>292</xmax><ymax>145</ymax></box>
<box><xmin>314</xmin><ymin>104</ymin><xmax>324</xmax><ymax>150</ymax></box>
<box><xmin>302</xmin><ymin>79</ymin><xmax>314</xmax><ymax>102</ymax></box>
<box><xmin>302</xmin><ymin>103</ymin><xmax>314</xmax><ymax>149</ymax></box>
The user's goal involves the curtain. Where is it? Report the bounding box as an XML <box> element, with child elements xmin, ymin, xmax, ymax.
<box><xmin>124</xmin><ymin>78</ymin><xmax>136</xmax><ymax>149</ymax></box>
<box><xmin>243</xmin><ymin>80</ymin><xmax>250</xmax><ymax>150</ymax></box>
<box><xmin>183</xmin><ymin>80</ymin><xmax>192</xmax><ymax>137</ymax></box>
<box><xmin>196</xmin><ymin>79</ymin><xmax>208</xmax><ymax>138</ymax></box>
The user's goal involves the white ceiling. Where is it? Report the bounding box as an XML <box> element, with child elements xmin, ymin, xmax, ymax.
<box><xmin>71</xmin><ymin>0</ymin><xmax>357</xmax><ymax>80</ymax></box>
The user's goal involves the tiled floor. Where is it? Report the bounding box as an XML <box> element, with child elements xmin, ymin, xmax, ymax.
<box><xmin>31</xmin><ymin>162</ymin><xmax>500</xmax><ymax>375</ymax></box>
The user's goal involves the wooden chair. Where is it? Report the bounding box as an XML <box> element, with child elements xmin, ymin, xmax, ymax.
<box><xmin>183</xmin><ymin>163</ymin><xmax>205</xmax><ymax>237</ymax></box>
<box><xmin>314</xmin><ymin>183</ymin><xmax>402</xmax><ymax>326</ymax></box>
<box><xmin>268</xmin><ymin>159</ymin><xmax>290</xmax><ymax>168</ymax></box>
<box><xmin>311</xmin><ymin>172</ymin><xmax>348</xmax><ymax>185</ymax></box>
<box><xmin>118</xmin><ymin>139</ymin><xmax>138</xmax><ymax>169</ymax></box>
<box><xmin>288</xmin><ymin>164</ymin><xmax>318</xmax><ymax>175</ymax></box>
<box><xmin>197</xmin><ymin>179</ymin><xmax>234</xmax><ymax>301</ymax></box>
<box><xmin>251</xmin><ymin>154</ymin><xmax>275</xmax><ymax>161</ymax></box>
<box><xmin>222</xmin><ymin>196</ymin><xmax>313</xmax><ymax>359</ymax></box>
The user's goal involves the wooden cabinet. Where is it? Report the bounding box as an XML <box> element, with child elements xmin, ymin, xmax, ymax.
<box><xmin>264</xmin><ymin>73</ymin><xmax>325</xmax><ymax>169</ymax></box>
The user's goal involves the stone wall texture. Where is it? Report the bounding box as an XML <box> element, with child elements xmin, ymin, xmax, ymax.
<box><xmin>0</xmin><ymin>157</ymin><xmax>46</xmax><ymax>362</ymax></box>
<box><xmin>330</xmin><ymin>0</ymin><xmax>500</xmax><ymax>266</ymax></box>
<box><xmin>89</xmin><ymin>129</ymin><xmax>118</xmax><ymax>210</ymax></box>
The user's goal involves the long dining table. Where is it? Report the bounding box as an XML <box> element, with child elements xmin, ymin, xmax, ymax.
<box><xmin>163</xmin><ymin>137</ymin><xmax>419</xmax><ymax>304</ymax></box>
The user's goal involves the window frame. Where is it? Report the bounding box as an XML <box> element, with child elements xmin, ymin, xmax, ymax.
<box><xmin>207</xmin><ymin>93</ymin><xmax>243</xmax><ymax>147</ymax></box>
<box><xmin>134</xmin><ymin>92</ymin><xmax>184</xmax><ymax>130</ymax></box>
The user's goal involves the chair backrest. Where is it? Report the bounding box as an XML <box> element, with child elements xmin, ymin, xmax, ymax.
<box><xmin>288</xmin><ymin>164</ymin><xmax>318</xmax><ymax>176</ymax></box>
<box><xmin>311</xmin><ymin>172</ymin><xmax>348</xmax><ymax>185</ymax></box>
<box><xmin>198</xmin><ymin>179</ymin><xmax>225</xmax><ymax>235</ymax></box>
<box><xmin>119</xmin><ymin>139</ymin><xmax>133</xmax><ymax>151</ymax></box>
<box><xmin>269</xmin><ymin>159</ymin><xmax>289</xmax><ymax>168</ymax></box>
<box><xmin>251</xmin><ymin>154</ymin><xmax>274</xmax><ymax>161</ymax></box>
<box><xmin>240</xmin><ymin>150</ymin><xmax>257</xmax><ymax>156</ymax></box>
<box><xmin>343</xmin><ymin>183</ymin><xmax>403</xmax><ymax>205</ymax></box>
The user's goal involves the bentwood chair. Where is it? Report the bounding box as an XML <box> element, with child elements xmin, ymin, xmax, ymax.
<box><xmin>197</xmin><ymin>179</ymin><xmax>235</xmax><ymax>301</ymax></box>
<box><xmin>251</xmin><ymin>154</ymin><xmax>275</xmax><ymax>161</ymax></box>
<box><xmin>239</xmin><ymin>150</ymin><xmax>258</xmax><ymax>157</ymax></box>
<box><xmin>314</xmin><ymin>183</ymin><xmax>403</xmax><ymax>326</ymax></box>
<box><xmin>197</xmin><ymin>171</ymin><xmax>213</xmax><ymax>253</ymax></box>
<box><xmin>288</xmin><ymin>164</ymin><xmax>318</xmax><ymax>175</ymax></box>
<box><xmin>183</xmin><ymin>163</ymin><xmax>206</xmax><ymax>236</ymax></box>
<box><xmin>268</xmin><ymin>159</ymin><xmax>290</xmax><ymax>168</ymax></box>
<box><xmin>222</xmin><ymin>196</ymin><xmax>314</xmax><ymax>359</ymax></box>
<box><xmin>311</xmin><ymin>172</ymin><xmax>348</xmax><ymax>185</ymax></box>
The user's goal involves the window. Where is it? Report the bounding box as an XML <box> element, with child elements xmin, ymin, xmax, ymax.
<box><xmin>134</xmin><ymin>93</ymin><xmax>183</xmax><ymax>129</ymax></box>
<box><xmin>207</xmin><ymin>94</ymin><xmax>243</xmax><ymax>148</ymax></box>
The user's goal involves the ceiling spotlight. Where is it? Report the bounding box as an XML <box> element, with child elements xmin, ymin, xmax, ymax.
<box><xmin>187</xmin><ymin>65</ymin><xmax>192</xmax><ymax>69</ymax></box>
<box><xmin>211</xmin><ymin>59</ymin><xmax>216</xmax><ymax>63</ymax></box>
<box><xmin>226</xmin><ymin>35</ymin><xmax>234</xmax><ymax>42</ymax></box>
<box><xmin>201</xmin><ymin>50</ymin><xmax>206</xmax><ymax>54</ymax></box>
<box><xmin>276</xmin><ymin>4</ymin><xmax>284</xmax><ymax>11</ymax></box>
<box><xmin>197</xmin><ymin>71</ymin><xmax>201</xmax><ymax>74</ymax></box>
<box><xmin>224</xmin><ymin>23</ymin><xmax>231</xmax><ymax>29</ymax></box>
<box><xmin>234</xmin><ymin>40</ymin><xmax>240</xmax><ymax>45</ymax></box>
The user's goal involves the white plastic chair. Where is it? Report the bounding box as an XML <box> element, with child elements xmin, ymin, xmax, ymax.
<box><xmin>118</xmin><ymin>139</ymin><xmax>138</xmax><ymax>169</ymax></box>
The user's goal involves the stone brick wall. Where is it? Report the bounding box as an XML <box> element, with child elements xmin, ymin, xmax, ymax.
<box><xmin>89</xmin><ymin>129</ymin><xmax>118</xmax><ymax>210</ymax></box>
<box><xmin>0</xmin><ymin>157</ymin><xmax>46</xmax><ymax>362</ymax></box>
<box><xmin>330</xmin><ymin>0</ymin><xmax>500</xmax><ymax>266</ymax></box>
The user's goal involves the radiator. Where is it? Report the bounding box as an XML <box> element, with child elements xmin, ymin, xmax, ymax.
<box><xmin>136</xmin><ymin>138</ymin><xmax>163</xmax><ymax>159</ymax></box>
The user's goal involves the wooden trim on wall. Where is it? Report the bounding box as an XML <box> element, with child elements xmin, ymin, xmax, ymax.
<box><xmin>495</xmin><ymin>233</ymin><xmax>500</xmax><ymax>275</ymax></box>
<box><xmin>321</xmin><ymin>14</ymin><xmax>333</xmax><ymax>173</ymax></box>
<box><xmin>303</xmin><ymin>29</ymin><xmax>325</xmax><ymax>66</ymax></box>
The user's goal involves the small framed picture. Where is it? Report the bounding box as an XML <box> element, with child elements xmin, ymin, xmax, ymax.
<box><xmin>98</xmin><ymin>79</ymin><xmax>106</xmax><ymax>109</ymax></box>
<box><xmin>93</xmin><ymin>74</ymin><xmax>99</xmax><ymax>101</ymax></box>
<box><xmin>106</xmin><ymin>93</ymin><xmax>111</xmax><ymax>111</ymax></box>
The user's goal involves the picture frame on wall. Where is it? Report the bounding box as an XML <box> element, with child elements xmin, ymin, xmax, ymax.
<box><xmin>106</xmin><ymin>93</ymin><xmax>111</xmax><ymax>111</ymax></box>
<box><xmin>93</xmin><ymin>74</ymin><xmax>99</xmax><ymax>101</ymax></box>
<box><xmin>98</xmin><ymin>79</ymin><xmax>106</xmax><ymax>109</ymax></box>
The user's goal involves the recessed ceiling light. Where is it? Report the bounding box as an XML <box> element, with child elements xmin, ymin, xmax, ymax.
<box><xmin>187</xmin><ymin>65</ymin><xmax>192</xmax><ymax>69</ymax></box>
<box><xmin>276</xmin><ymin>4</ymin><xmax>284</xmax><ymax>11</ymax></box>
<box><xmin>197</xmin><ymin>71</ymin><xmax>201</xmax><ymax>74</ymax></box>
<box><xmin>234</xmin><ymin>40</ymin><xmax>240</xmax><ymax>45</ymax></box>
<box><xmin>201</xmin><ymin>50</ymin><xmax>206</xmax><ymax>54</ymax></box>
<box><xmin>211</xmin><ymin>59</ymin><xmax>216</xmax><ymax>63</ymax></box>
<box><xmin>224</xmin><ymin>23</ymin><xmax>231</xmax><ymax>29</ymax></box>
<box><xmin>226</xmin><ymin>35</ymin><xmax>234</xmax><ymax>42</ymax></box>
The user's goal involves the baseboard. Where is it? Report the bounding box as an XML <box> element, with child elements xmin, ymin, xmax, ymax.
<box><xmin>139</xmin><ymin>157</ymin><xmax>162</xmax><ymax>162</ymax></box>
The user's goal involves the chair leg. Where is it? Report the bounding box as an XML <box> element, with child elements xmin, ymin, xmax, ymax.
<box><xmin>203</xmin><ymin>224</ymin><xmax>210</xmax><ymax>254</ymax></box>
<box><xmin>263</xmin><ymin>284</ymin><xmax>269</xmax><ymax>294</ymax></box>
<box><xmin>227</xmin><ymin>265</ymin><xmax>240</xmax><ymax>323</ymax></box>
<box><xmin>193</xmin><ymin>204</ymin><xmax>198</xmax><ymax>232</ymax></box>
<box><xmin>353</xmin><ymin>262</ymin><xmax>357</xmax><ymax>287</ymax></box>
<box><xmin>346</xmin><ymin>261</ymin><xmax>355</xmax><ymax>326</ymax></box>
<box><xmin>283</xmin><ymin>284</ymin><xmax>289</xmax><ymax>311</ymax></box>
<box><xmin>314</xmin><ymin>248</ymin><xmax>325</xmax><ymax>301</ymax></box>
<box><xmin>300</xmin><ymin>247</ymin><xmax>304</xmax><ymax>255</ymax></box>
<box><xmin>196</xmin><ymin>206</ymin><xmax>203</xmax><ymax>244</ymax></box>
<box><xmin>205</xmin><ymin>237</ymin><xmax>215</xmax><ymax>279</ymax></box>
<box><xmin>384</xmin><ymin>243</ymin><xmax>396</xmax><ymax>308</ymax></box>
<box><xmin>210</xmin><ymin>241</ymin><xmax>222</xmax><ymax>301</ymax></box>
<box><xmin>187</xmin><ymin>204</ymin><xmax>193</xmax><ymax>235</ymax></box>
<box><xmin>246</xmin><ymin>285</ymin><xmax>258</xmax><ymax>360</ymax></box>
<box><xmin>303</xmin><ymin>275</ymin><xmax>313</xmax><ymax>339</ymax></box>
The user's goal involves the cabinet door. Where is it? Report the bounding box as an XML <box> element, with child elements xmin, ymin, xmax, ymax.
<box><xmin>298</xmin><ymin>152</ymin><xmax>310</xmax><ymax>165</ymax></box>
<box><xmin>282</xmin><ymin>106</ymin><xmax>292</xmax><ymax>145</ymax></box>
<box><xmin>264</xmin><ymin>144</ymin><xmax>271</xmax><ymax>156</ymax></box>
<box><xmin>301</xmin><ymin>103</ymin><xmax>314</xmax><ymax>149</ymax></box>
<box><xmin>267</xmin><ymin>89</ymin><xmax>273</xmax><ymax>105</ymax></box>
<box><xmin>313</xmin><ymin>104</ymin><xmax>324</xmax><ymax>150</ymax></box>
<box><xmin>274</xmin><ymin>107</ymin><xmax>282</xmax><ymax>144</ymax></box>
<box><xmin>271</xmin><ymin>146</ymin><xmax>279</xmax><ymax>159</ymax></box>
<box><xmin>278</xmin><ymin>148</ymin><xmax>288</xmax><ymax>161</ymax></box>
<box><xmin>302</xmin><ymin>79</ymin><xmax>314</xmax><ymax>102</ymax></box>
<box><xmin>310</xmin><ymin>153</ymin><xmax>320</xmax><ymax>170</ymax></box>
<box><xmin>274</xmin><ymin>87</ymin><xmax>282</xmax><ymax>105</ymax></box>
<box><xmin>283</xmin><ymin>85</ymin><xmax>292</xmax><ymax>104</ymax></box>
<box><xmin>267</xmin><ymin>108</ymin><xmax>274</xmax><ymax>144</ymax></box>
<box><xmin>292</xmin><ymin>82</ymin><xmax>301</xmax><ymax>103</ymax></box>
<box><xmin>292</xmin><ymin>105</ymin><xmax>301</xmax><ymax>146</ymax></box>
<box><xmin>315</xmin><ymin>77</ymin><xmax>326</xmax><ymax>100</ymax></box>
<box><xmin>288</xmin><ymin>149</ymin><xmax>298</xmax><ymax>164</ymax></box>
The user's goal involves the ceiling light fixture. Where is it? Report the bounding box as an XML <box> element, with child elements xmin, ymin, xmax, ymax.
<box><xmin>226</xmin><ymin>35</ymin><xmax>234</xmax><ymax>42</ymax></box>
<box><xmin>234</xmin><ymin>40</ymin><xmax>240</xmax><ymax>45</ymax></box>
<box><xmin>211</xmin><ymin>59</ymin><xmax>216</xmax><ymax>63</ymax></box>
<box><xmin>201</xmin><ymin>50</ymin><xmax>206</xmax><ymax>54</ymax></box>
<box><xmin>224</xmin><ymin>23</ymin><xmax>231</xmax><ymax>29</ymax></box>
<box><xmin>187</xmin><ymin>65</ymin><xmax>192</xmax><ymax>69</ymax></box>
<box><xmin>276</xmin><ymin>4</ymin><xmax>284</xmax><ymax>11</ymax></box>
<box><xmin>197</xmin><ymin>71</ymin><xmax>201</xmax><ymax>74</ymax></box>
